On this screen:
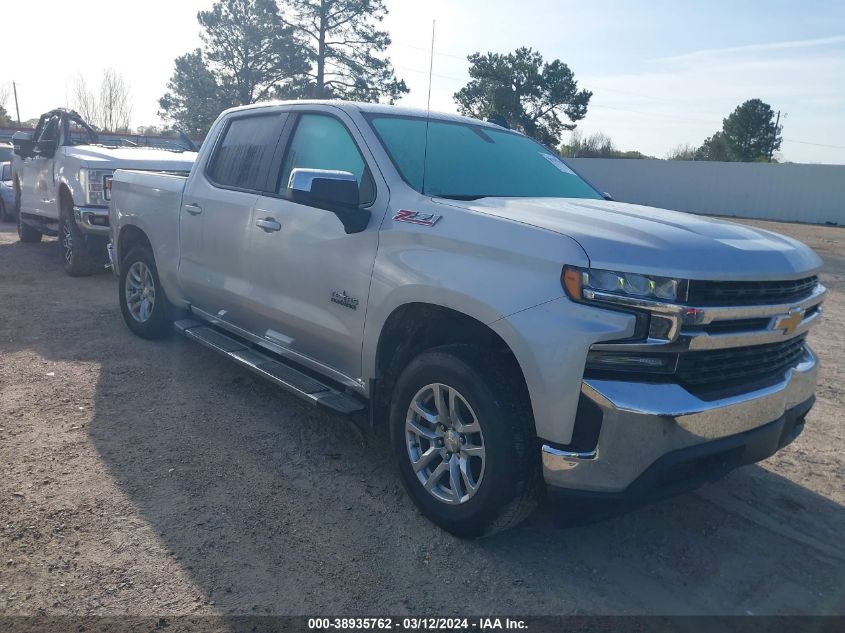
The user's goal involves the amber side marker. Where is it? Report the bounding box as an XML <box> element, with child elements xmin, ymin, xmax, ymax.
<box><xmin>562</xmin><ymin>267</ymin><xmax>583</xmax><ymax>300</ymax></box>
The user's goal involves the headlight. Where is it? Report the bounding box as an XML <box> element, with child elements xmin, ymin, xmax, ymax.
<box><xmin>562</xmin><ymin>266</ymin><xmax>686</xmax><ymax>304</ymax></box>
<box><xmin>78</xmin><ymin>169</ymin><xmax>113</xmax><ymax>206</ymax></box>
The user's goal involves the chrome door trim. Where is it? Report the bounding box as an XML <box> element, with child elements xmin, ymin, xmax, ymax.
<box><xmin>190</xmin><ymin>306</ymin><xmax>365</xmax><ymax>393</ymax></box>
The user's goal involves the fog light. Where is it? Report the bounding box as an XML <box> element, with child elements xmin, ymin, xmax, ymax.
<box><xmin>83</xmin><ymin>213</ymin><xmax>109</xmax><ymax>227</ymax></box>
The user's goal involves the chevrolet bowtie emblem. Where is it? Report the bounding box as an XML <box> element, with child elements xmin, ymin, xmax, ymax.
<box><xmin>774</xmin><ymin>309</ymin><xmax>804</xmax><ymax>335</ymax></box>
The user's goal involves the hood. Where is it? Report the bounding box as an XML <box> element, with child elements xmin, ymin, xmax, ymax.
<box><xmin>70</xmin><ymin>145</ymin><xmax>198</xmax><ymax>171</ymax></box>
<box><xmin>446</xmin><ymin>197</ymin><xmax>821</xmax><ymax>281</ymax></box>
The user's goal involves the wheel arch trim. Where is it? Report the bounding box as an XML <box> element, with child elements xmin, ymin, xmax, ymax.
<box><xmin>115</xmin><ymin>220</ymin><xmax>188</xmax><ymax>308</ymax></box>
<box><xmin>365</xmin><ymin>296</ymin><xmax>538</xmax><ymax>432</ymax></box>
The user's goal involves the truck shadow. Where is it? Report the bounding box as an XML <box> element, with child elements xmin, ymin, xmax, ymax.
<box><xmin>2</xmin><ymin>222</ymin><xmax>844</xmax><ymax>616</ymax></box>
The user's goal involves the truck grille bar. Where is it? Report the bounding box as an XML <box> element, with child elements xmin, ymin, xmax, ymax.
<box><xmin>585</xmin><ymin>276</ymin><xmax>823</xmax><ymax>393</ymax></box>
<box><xmin>687</xmin><ymin>275</ymin><xmax>818</xmax><ymax>306</ymax></box>
<box><xmin>677</xmin><ymin>334</ymin><xmax>808</xmax><ymax>388</ymax></box>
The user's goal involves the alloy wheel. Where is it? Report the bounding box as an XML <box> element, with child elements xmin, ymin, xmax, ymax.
<box><xmin>61</xmin><ymin>218</ymin><xmax>73</xmax><ymax>266</ymax></box>
<box><xmin>125</xmin><ymin>261</ymin><xmax>156</xmax><ymax>323</ymax></box>
<box><xmin>405</xmin><ymin>383</ymin><xmax>486</xmax><ymax>505</ymax></box>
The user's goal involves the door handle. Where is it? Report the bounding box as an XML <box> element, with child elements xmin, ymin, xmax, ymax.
<box><xmin>184</xmin><ymin>203</ymin><xmax>203</xmax><ymax>216</ymax></box>
<box><xmin>255</xmin><ymin>217</ymin><xmax>282</xmax><ymax>233</ymax></box>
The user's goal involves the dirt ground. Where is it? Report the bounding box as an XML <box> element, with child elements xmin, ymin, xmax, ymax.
<box><xmin>0</xmin><ymin>217</ymin><xmax>843</xmax><ymax>622</ymax></box>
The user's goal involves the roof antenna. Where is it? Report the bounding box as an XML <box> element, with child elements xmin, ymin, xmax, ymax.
<box><xmin>421</xmin><ymin>20</ymin><xmax>435</xmax><ymax>196</ymax></box>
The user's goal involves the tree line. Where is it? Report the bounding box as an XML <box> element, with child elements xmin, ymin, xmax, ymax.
<box><xmin>667</xmin><ymin>99</ymin><xmax>783</xmax><ymax>162</ymax></box>
<box><xmin>2</xmin><ymin>0</ymin><xmax>785</xmax><ymax>164</ymax></box>
<box><xmin>72</xmin><ymin>70</ymin><xmax>133</xmax><ymax>133</ymax></box>
<box><xmin>560</xmin><ymin>131</ymin><xmax>654</xmax><ymax>160</ymax></box>
<box><xmin>156</xmin><ymin>0</ymin><xmax>783</xmax><ymax>163</ymax></box>
<box><xmin>0</xmin><ymin>85</ymin><xmax>13</xmax><ymax>127</ymax></box>
<box><xmin>157</xmin><ymin>0</ymin><xmax>592</xmax><ymax>145</ymax></box>
<box><xmin>562</xmin><ymin>99</ymin><xmax>784</xmax><ymax>163</ymax></box>
<box><xmin>158</xmin><ymin>0</ymin><xmax>408</xmax><ymax>136</ymax></box>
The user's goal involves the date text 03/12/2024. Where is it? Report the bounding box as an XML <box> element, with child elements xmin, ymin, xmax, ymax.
<box><xmin>307</xmin><ymin>617</ymin><xmax>528</xmax><ymax>630</ymax></box>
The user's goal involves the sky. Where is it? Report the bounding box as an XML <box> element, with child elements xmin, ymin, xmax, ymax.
<box><xmin>2</xmin><ymin>0</ymin><xmax>844</xmax><ymax>164</ymax></box>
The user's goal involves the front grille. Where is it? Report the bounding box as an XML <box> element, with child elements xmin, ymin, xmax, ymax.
<box><xmin>696</xmin><ymin>317</ymin><xmax>772</xmax><ymax>334</ymax></box>
<box><xmin>687</xmin><ymin>276</ymin><xmax>817</xmax><ymax>306</ymax></box>
<box><xmin>677</xmin><ymin>334</ymin><xmax>807</xmax><ymax>388</ymax></box>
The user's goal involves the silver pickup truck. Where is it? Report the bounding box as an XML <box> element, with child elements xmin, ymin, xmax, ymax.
<box><xmin>109</xmin><ymin>101</ymin><xmax>825</xmax><ymax>536</ymax></box>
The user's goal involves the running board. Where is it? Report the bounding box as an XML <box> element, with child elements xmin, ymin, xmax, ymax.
<box><xmin>174</xmin><ymin>319</ymin><xmax>366</xmax><ymax>416</ymax></box>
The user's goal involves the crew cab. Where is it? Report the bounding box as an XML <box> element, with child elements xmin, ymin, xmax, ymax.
<box><xmin>109</xmin><ymin>101</ymin><xmax>824</xmax><ymax>536</ymax></box>
<box><xmin>10</xmin><ymin>109</ymin><xmax>197</xmax><ymax>275</ymax></box>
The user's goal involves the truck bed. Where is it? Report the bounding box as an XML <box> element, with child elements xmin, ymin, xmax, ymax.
<box><xmin>109</xmin><ymin>169</ymin><xmax>188</xmax><ymax>284</ymax></box>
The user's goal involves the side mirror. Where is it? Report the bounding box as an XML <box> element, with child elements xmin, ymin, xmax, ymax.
<box><xmin>287</xmin><ymin>168</ymin><xmax>370</xmax><ymax>234</ymax></box>
<box><xmin>34</xmin><ymin>140</ymin><xmax>57</xmax><ymax>159</ymax></box>
<box><xmin>12</xmin><ymin>131</ymin><xmax>34</xmax><ymax>158</ymax></box>
<box><xmin>602</xmin><ymin>192</ymin><xmax>614</xmax><ymax>201</ymax></box>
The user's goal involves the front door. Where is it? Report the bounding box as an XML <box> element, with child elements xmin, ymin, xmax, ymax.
<box><xmin>247</xmin><ymin>109</ymin><xmax>386</xmax><ymax>381</ymax></box>
<box><xmin>19</xmin><ymin>114</ymin><xmax>58</xmax><ymax>218</ymax></box>
<box><xmin>178</xmin><ymin>111</ymin><xmax>288</xmax><ymax>327</ymax></box>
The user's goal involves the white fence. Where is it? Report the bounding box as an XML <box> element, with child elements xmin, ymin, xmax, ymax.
<box><xmin>567</xmin><ymin>158</ymin><xmax>845</xmax><ymax>226</ymax></box>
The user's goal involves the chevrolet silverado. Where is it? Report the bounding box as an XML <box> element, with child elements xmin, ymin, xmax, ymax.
<box><xmin>108</xmin><ymin>101</ymin><xmax>825</xmax><ymax>536</ymax></box>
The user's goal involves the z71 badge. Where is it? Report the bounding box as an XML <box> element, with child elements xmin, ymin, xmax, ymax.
<box><xmin>393</xmin><ymin>209</ymin><xmax>442</xmax><ymax>227</ymax></box>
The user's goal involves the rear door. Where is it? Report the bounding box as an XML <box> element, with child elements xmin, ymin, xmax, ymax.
<box><xmin>244</xmin><ymin>107</ymin><xmax>386</xmax><ymax>381</ymax></box>
<box><xmin>178</xmin><ymin>110</ymin><xmax>288</xmax><ymax>327</ymax></box>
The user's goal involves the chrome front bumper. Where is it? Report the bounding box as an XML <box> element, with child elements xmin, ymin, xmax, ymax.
<box><xmin>542</xmin><ymin>346</ymin><xmax>818</xmax><ymax>493</ymax></box>
<box><xmin>73</xmin><ymin>205</ymin><xmax>110</xmax><ymax>236</ymax></box>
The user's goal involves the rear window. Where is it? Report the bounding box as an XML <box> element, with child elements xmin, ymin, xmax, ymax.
<box><xmin>207</xmin><ymin>114</ymin><xmax>284</xmax><ymax>191</ymax></box>
<box><xmin>0</xmin><ymin>147</ymin><xmax>14</xmax><ymax>163</ymax></box>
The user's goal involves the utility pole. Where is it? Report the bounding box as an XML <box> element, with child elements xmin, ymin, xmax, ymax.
<box><xmin>767</xmin><ymin>110</ymin><xmax>781</xmax><ymax>163</ymax></box>
<box><xmin>13</xmin><ymin>81</ymin><xmax>21</xmax><ymax>127</ymax></box>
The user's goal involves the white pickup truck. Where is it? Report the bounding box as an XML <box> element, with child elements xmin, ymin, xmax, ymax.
<box><xmin>9</xmin><ymin>109</ymin><xmax>197</xmax><ymax>275</ymax></box>
<box><xmin>109</xmin><ymin>101</ymin><xmax>825</xmax><ymax>536</ymax></box>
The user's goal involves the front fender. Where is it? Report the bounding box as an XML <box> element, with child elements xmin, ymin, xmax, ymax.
<box><xmin>489</xmin><ymin>298</ymin><xmax>634</xmax><ymax>445</ymax></box>
<box><xmin>362</xmin><ymin>220</ymin><xmax>583</xmax><ymax>383</ymax></box>
<box><xmin>57</xmin><ymin>158</ymin><xmax>86</xmax><ymax>208</ymax></box>
<box><xmin>361</xmin><ymin>211</ymin><xmax>639</xmax><ymax>445</ymax></box>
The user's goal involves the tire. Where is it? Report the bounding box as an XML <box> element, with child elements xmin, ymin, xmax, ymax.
<box><xmin>17</xmin><ymin>212</ymin><xmax>43</xmax><ymax>243</ymax></box>
<box><xmin>60</xmin><ymin>211</ymin><xmax>102</xmax><ymax>276</ymax></box>
<box><xmin>119</xmin><ymin>246</ymin><xmax>173</xmax><ymax>339</ymax></box>
<box><xmin>0</xmin><ymin>198</ymin><xmax>8</xmax><ymax>222</ymax></box>
<box><xmin>389</xmin><ymin>345</ymin><xmax>542</xmax><ymax>537</ymax></box>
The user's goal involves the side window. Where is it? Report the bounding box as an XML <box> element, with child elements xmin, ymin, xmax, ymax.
<box><xmin>32</xmin><ymin>116</ymin><xmax>48</xmax><ymax>142</ymax></box>
<box><xmin>207</xmin><ymin>113</ymin><xmax>285</xmax><ymax>191</ymax></box>
<box><xmin>278</xmin><ymin>114</ymin><xmax>375</xmax><ymax>206</ymax></box>
<box><xmin>37</xmin><ymin>116</ymin><xmax>59</xmax><ymax>143</ymax></box>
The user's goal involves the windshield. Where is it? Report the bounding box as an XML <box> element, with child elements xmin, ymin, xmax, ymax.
<box><xmin>367</xmin><ymin>114</ymin><xmax>601</xmax><ymax>200</ymax></box>
<box><xmin>1</xmin><ymin>162</ymin><xmax>9</xmax><ymax>181</ymax></box>
<box><xmin>0</xmin><ymin>147</ymin><xmax>13</xmax><ymax>163</ymax></box>
<box><xmin>68</xmin><ymin>121</ymin><xmax>98</xmax><ymax>146</ymax></box>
